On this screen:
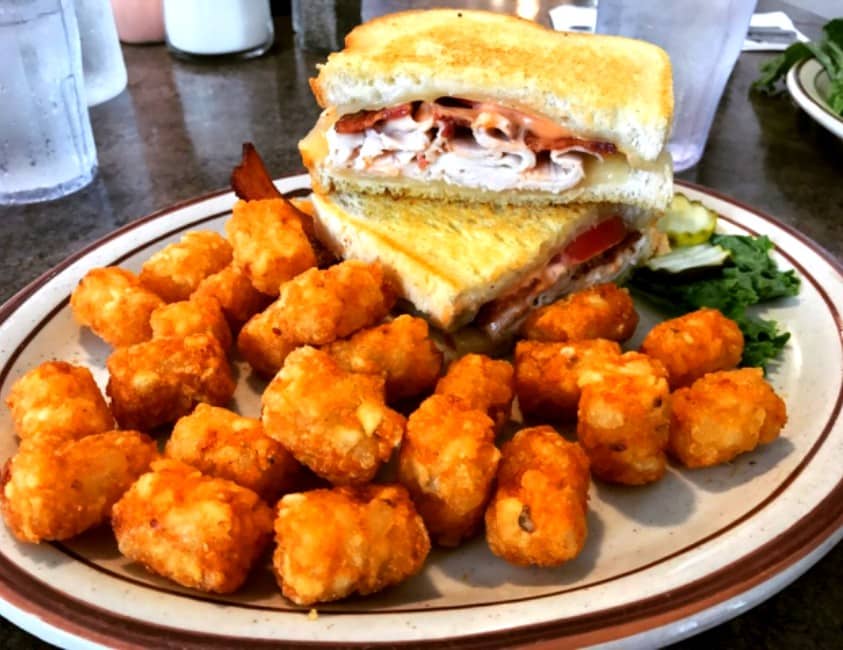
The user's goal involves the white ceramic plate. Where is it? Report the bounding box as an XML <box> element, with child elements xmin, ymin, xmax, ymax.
<box><xmin>787</xmin><ymin>57</ymin><xmax>843</xmax><ymax>138</ymax></box>
<box><xmin>0</xmin><ymin>176</ymin><xmax>841</xmax><ymax>649</ymax></box>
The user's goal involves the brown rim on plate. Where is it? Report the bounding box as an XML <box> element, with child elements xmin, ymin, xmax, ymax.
<box><xmin>0</xmin><ymin>185</ymin><xmax>838</xmax><ymax>620</ymax></box>
<box><xmin>6</xmin><ymin>192</ymin><xmax>836</xmax><ymax>615</ymax></box>
<box><xmin>794</xmin><ymin>58</ymin><xmax>843</xmax><ymax>124</ymax></box>
<box><xmin>0</xmin><ymin>179</ymin><xmax>840</xmax><ymax>648</ymax></box>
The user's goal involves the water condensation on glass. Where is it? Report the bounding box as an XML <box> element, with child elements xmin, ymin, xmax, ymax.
<box><xmin>597</xmin><ymin>0</ymin><xmax>757</xmax><ymax>171</ymax></box>
<box><xmin>75</xmin><ymin>0</ymin><xmax>128</xmax><ymax>106</ymax></box>
<box><xmin>0</xmin><ymin>0</ymin><xmax>97</xmax><ymax>204</ymax></box>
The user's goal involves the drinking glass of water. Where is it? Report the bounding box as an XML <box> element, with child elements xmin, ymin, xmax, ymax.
<box><xmin>0</xmin><ymin>0</ymin><xmax>98</xmax><ymax>205</ymax></box>
<box><xmin>76</xmin><ymin>0</ymin><xmax>128</xmax><ymax>107</ymax></box>
<box><xmin>597</xmin><ymin>0</ymin><xmax>757</xmax><ymax>172</ymax></box>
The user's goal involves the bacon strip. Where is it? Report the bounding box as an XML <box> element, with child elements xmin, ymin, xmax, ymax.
<box><xmin>230</xmin><ymin>142</ymin><xmax>337</xmax><ymax>268</ymax></box>
<box><xmin>231</xmin><ymin>142</ymin><xmax>283</xmax><ymax>201</ymax></box>
<box><xmin>333</xmin><ymin>99</ymin><xmax>616</xmax><ymax>155</ymax></box>
<box><xmin>524</xmin><ymin>134</ymin><xmax>617</xmax><ymax>156</ymax></box>
<box><xmin>334</xmin><ymin>103</ymin><xmax>413</xmax><ymax>134</ymax></box>
<box><xmin>430</xmin><ymin>103</ymin><xmax>475</xmax><ymax>128</ymax></box>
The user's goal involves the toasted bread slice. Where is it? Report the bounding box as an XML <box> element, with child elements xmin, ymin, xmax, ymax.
<box><xmin>309</xmin><ymin>192</ymin><xmax>659</xmax><ymax>333</ymax></box>
<box><xmin>310</xmin><ymin>9</ymin><xmax>673</xmax><ymax>163</ymax></box>
<box><xmin>299</xmin><ymin>110</ymin><xmax>673</xmax><ymax>210</ymax></box>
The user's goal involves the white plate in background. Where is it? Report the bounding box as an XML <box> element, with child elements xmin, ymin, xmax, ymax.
<box><xmin>787</xmin><ymin>57</ymin><xmax>843</xmax><ymax>138</ymax></box>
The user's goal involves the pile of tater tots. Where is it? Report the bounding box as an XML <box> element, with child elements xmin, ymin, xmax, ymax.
<box><xmin>0</xmin><ymin>196</ymin><xmax>788</xmax><ymax>606</ymax></box>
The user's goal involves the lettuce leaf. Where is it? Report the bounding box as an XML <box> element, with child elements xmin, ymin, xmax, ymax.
<box><xmin>751</xmin><ymin>18</ymin><xmax>843</xmax><ymax>116</ymax></box>
<box><xmin>751</xmin><ymin>42</ymin><xmax>812</xmax><ymax>95</ymax></box>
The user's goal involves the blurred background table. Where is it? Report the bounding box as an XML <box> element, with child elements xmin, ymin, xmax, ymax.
<box><xmin>0</xmin><ymin>0</ymin><xmax>839</xmax><ymax>647</ymax></box>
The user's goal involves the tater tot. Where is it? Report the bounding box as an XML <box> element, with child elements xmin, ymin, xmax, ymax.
<box><xmin>150</xmin><ymin>295</ymin><xmax>233</xmax><ymax>350</ymax></box>
<box><xmin>485</xmin><ymin>426</ymin><xmax>590</xmax><ymax>567</ymax></box>
<box><xmin>70</xmin><ymin>267</ymin><xmax>163</xmax><ymax>346</ymax></box>
<box><xmin>398</xmin><ymin>394</ymin><xmax>499</xmax><ymax>546</ymax></box>
<box><xmin>112</xmin><ymin>459</ymin><xmax>274</xmax><ymax>594</ymax></box>
<box><xmin>165</xmin><ymin>404</ymin><xmax>303</xmax><ymax>502</ymax></box>
<box><xmin>324</xmin><ymin>315</ymin><xmax>443</xmax><ymax>402</ymax></box>
<box><xmin>434</xmin><ymin>353</ymin><xmax>514</xmax><ymax>431</ymax></box>
<box><xmin>1</xmin><ymin>430</ymin><xmax>157</xmax><ymax>543</ymax></box>
<box><xmin>139</xmin><ymin>231</ymin><xmax>232</xmax><ymax>302</ymax></box>
<box><xmin>261</xmin><ymin>347</ymin><xmax>405</xmax><ymax>485</ymax></box>
<box><xmin>576</xmin><ymin>352</ymin><xmax>671</xmax><ymax>485</ymax></box>
<box><xmin>514</xmin><ymin>339</ymin><xmax>622</xmax><ymax>422</ymax></box>
<box><xmin>520</xmin><ymin>283</ymin><xmax>639</xmax><ymax>343</ymax></box>
<box><xmin>273</xmin><ymin>484</ymin><xmax>430</xmax><ymax>605</ymax></box>
<box><xmin>669</xmin><ymin>368</ymin><xmax>787</xmax><ymax>468</ymax></box>
<box><xmin>192</xmin><ymin>263</ymin><xmax>271</xmax><ymax>330</ymax></box>
<box><xmin>236</xmin><ymin>300</ymin><xmax>299</xmax><ymax>379</ymax></box>
<box><xmin>274</xmin><ymin>260</ymin><xmax>397</xmax><ymax>346</ymax></box>
<box><xmin>225</xmin><ymin>199</ymin><xmax>317</xmax><ymax>296</ymax></box>
<box><xmin>106</xmin><ymin>333</ymin><xmax>236</xmax><ymax>430</ymax></box>
<box><xmin>5</xmin><ymin>361</ymin><xmax>114</xmax><ymax>442</ymax></box>
<box><xmin>640</xmin><ymin>308</ymin><xmax>744</xmax><ymax>389</ymax></box>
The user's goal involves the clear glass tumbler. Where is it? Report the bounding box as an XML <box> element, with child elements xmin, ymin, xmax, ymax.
<box><xmin>76</xmin><ymin>0</ymin><xmax>128</xmax><ymax>106</ymax></box>
<box><xmin>0</xmin><ymin>0</ymin><xmax>98</xmax><ymax>205</ymax></box>
<box><xmin>597</xmin><ymin>0</ymin><xmax>757</xmax><ymax>171</ymax></box>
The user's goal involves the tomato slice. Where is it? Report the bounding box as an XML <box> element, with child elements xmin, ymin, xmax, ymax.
<box><xmin>563</xmin><ymin>216</ymin><xmax>627</xmax><ymax>265</ymax></box>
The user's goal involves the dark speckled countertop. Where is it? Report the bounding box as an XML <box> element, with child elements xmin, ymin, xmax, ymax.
<box><xmin>0</xmin><ymin>2</ymin><xmax>840</xmax><ymax>648</ymax></box>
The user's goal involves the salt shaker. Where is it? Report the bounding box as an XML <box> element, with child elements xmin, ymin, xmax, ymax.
<box><xmin>75</xmin><ymin>0</ymin><xmax>129</xmax><ymax>106</ymax></box>
<box><xmin>163</xmin><ymin>0</ymin><xmax>274</xmax><ymax>60</ymax></box>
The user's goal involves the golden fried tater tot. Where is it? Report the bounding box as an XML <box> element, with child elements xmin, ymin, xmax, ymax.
<box><xmin>669</xmin><ymin>368</ymin><xmax>787</xmax><ymax>468</ymax></box>
<box><xmin>236</xmin><ymin>300</ymin><xmax>299</xmax><ymax>379</ymax></box>
<box><xmin>165</xmin><ymin>404</ymin><xmax>303</xmax><ymax>502</ymax></box>
<box><xmin>514</xmin><ymin>339</ymin><xmax>621</xmax><ymax>422</ymax></box>
<box><xmin>225</xmin><ymin>199</ymin><xmax>317</xmax><ymax>296</ymax></box>
<box><xmin>1</xmin><ymin>430</ymin><xmax>157</xmax><ymax>543</ymax></box>
<box><xmin>577</xmin><ymin>352</ymin><xmax>671</xmax><ymax>485</ymax></box>
<box><xmin>485</xmin><ymin>426</ymin><xmax>590</xmax><ymax>567</ymax></box>
<box><xmin>70</xmin><ymin>267</ymin><xmax>163</xmax><ymax>346</ymax></box>
<box><xmin>324</xmin><ymin>315</ymin><xmax>443</xmax><ymax>402</ymax></box>
<box><xmin>106</xmin><ymin>333</ymin><xmax>236</xmax><ymax>430</ymax></box>
<box><xmin>434</xmin><ymin>353</ymin><xmax>514</xmax><ymax>431</ymax></box>
<box><xmin>139</xmin><ymin>231</ymin><xmax>232</xmax><ymax>302</ymax></box>
<box><xmin>112</xmin><ymin>459</ymin><xmax>273</xmax><ymax>594</ymax></box>
<box><xmin>274</xmin><ymin>260</ymin><xmax>396</xmax><ymax>346</ymax></box>
<box><xmin>150</xmin><ymin>295</ymin><xmax>233</xmax><ymax>350</ymax></box>
<box><xmin>520</xmin><ymin>283</ymin><xmax>639</xmax><ymax>343</ymax></box>
<box><xmin>261</xmin><ymin>347</ymin><xmax>405</xmax><ymax>485</ymax></box>
<box><xmin>398</xmin><ymin>394</ymin><xmax>499</xmax><ymax>546</ymax></box>
<box><xmin>192</xmin><ymin>263</ymin><xmax>271</xmax><ymax>330</ymax></box>
<box><xmin>640</xmin><ymin>307</ymin><xmax>744</xmax><ymax>389</ymax></box>
<box><xmin>5</xmin><ymin>361</ymin><xmax>114</xmax><ymax>442</ymax></box>
<box><xmin>273</xmin><ymin>484</ymin><xmax>430</xmax><ymax>605</ymax></box>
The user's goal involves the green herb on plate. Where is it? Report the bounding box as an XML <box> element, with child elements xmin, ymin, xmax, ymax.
<box><xmin>628</xmin><ymin>234</ymin><xmax>800</xmax><ymax>371</ymax></box>
<box><xmin>751</xmin><ymin>18</ymin><xmax>843</xmax><ymax>115</ymax></box>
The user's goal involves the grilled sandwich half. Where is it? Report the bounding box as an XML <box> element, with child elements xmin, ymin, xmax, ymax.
<box><xmin>300</xmin><ymin>9</ymin><xmax>674</xmax><ymax>210</ymax></box>
<box><xmin>310</xmin><ymin>192</ymin><xmax>663</xmax><ymax>338</ymax></box>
